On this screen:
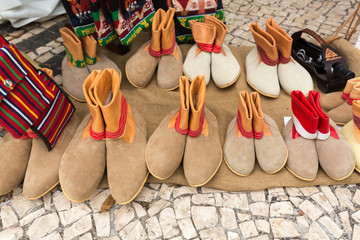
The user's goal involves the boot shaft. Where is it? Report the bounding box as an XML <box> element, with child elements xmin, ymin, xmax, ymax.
<box><xmin>347</xmin><ymin>83</ymin><xmax>360</xmax><ymax>105</ymax></box>
<box><xmin>173</xmin><ymin>76</ymin><xmax>190</xmax><ymax>134</ymax></box>
<box><xmin>342</xmin><ymin>77</ymin><xmax>360</xmax><ymax>100</ymax></box>
<box><xmin>250</xmin><ymin>92</ymin><xmax>265</xmax><ymax>139</ymax></box>
<box><xmin>236</xmin><ymin>91</ymin><xmax>253</xmax><ymax>138</ymax></box>
<box><xmin>204</xmin><ymin>15</ymin><xmax>228</xmax><ymax>53</ymax></box>
<box><xmin>60</xmin><ymin>27</ymin><xmax>85</xmax><ymax>68</ymax></box>
<box><xmin>161</xmin><ymin>8</ymin><xmax>176</xmax><ymax>55</ymax></box>
<box><xmin>190</xmin><ymin>20</ymin><xmax>216</xmax><ymax>53</ymax></box>
<box><xmin>250</xmin><ymin>22</ymin><xmax>278</xmax><ymax>66</ymax></box>
<box><xmin>352</xmin><ymin>100</ymin><xmax>360</xmax><ymax>142</ymax></box>
<box><xmin>81</xmin><ymin>35</ymin><xmax>98</xmax><ymax>65</ymax></box>
<box><xmin>308</xmin><ymin>91</ymin><xmax>330</xmax><ymax>139</ymax></box>
<box><xmin>149</xmin><ymin>9</ymin><xmax>165</xmax><ymax>57</ymax></box>
<box><xmin>266</xmin><ymin>18</ymin><xmax>292</xmax><ymax>63</ymax></box>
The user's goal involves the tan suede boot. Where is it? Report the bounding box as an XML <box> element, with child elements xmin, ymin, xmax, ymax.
<box><xmin>60</xmin><ymin>27</ymin><xmax>90</xmax><ymax>102</ymax></box>
<box><xmin>94</xmin><ymin>69</ymin><xmax>148</xmax><ymax>204</ymax></box>
<box><xmin>0</xmin><ymin>133</ymin><xmax>31</xmax><ymax>195</ymax></box>
<box><xmin>125</xmin><ymin>9</ymin><xmax>165</xmax><ymax>88</ymax></box>
<box><xmin>157</xmin><ymin>8</ymin><xmax>183</xmax><ymax>91</ymax></box>
<box><xmin>205</xmin><ymin>15</ymin><xmax>240</xmax><ymax>88</ymax></box>
<box><xmin>327</xmin><ymin>83</ymin><xmax>360</xmax><ymax>125</ymax></box>
<box><xmin>320</xmin><ymin>77</ymin><xmax>360</xmax><ymax>110</ymax></box>
<box><xmin>309</xmin><ymin>91</ymin><xmax>355</xmax><ymax>180</ymax></box>
<box><xmin>266</xmin><ymin>18</ymin><xmax>312</xmax><ymax>95</ymax></box>
<box><xmin>342</xmin><ymin>100</ymin><xmax>360</xmax><ymax>173</ymax></box>
<box><xmin>285</xmin><ymin>91</ymin><xmax>319</xmax><ymax>181</ymax></box>
<box><xmin>250</xmin><ymin>92</ymin><xmax>288</xmax><ymax>173</ymax></box>
<box><xmin>246</xmin><ymin>22</ymin><xmax>279</xmax><ymax>98</ymax></box>
<box><xmin>59</xmin><ymin>70</ymin><xmax>106</xmax><ymax>202</ymax></box>
<box><xmin>183</xmin><ymin>76</ymin><xmax>222</xmax><ymax>186</ymax></box>
<box><xmin>183</xmin><ymin>21</ymin><xmax>215</xmax><ymax>85</ymax></box>
<box><xmin>224</xmin><ymin>91</ymin><xmax>255</xmax><ymax>176</ymax></box>
<box><xmin>80</xmin><ymin>35</ymin><xmax>120</xmax><ymax>73</ymax></box>
<box><xmin>146</xmin><ymin>76</ymin><xmax>189</xmax><ymax>179</ymax></box>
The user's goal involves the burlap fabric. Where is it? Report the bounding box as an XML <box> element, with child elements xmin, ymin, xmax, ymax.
<box><xmin>71</xmin><ymin>32</ymin><xmax>360</xmax><ymax>191</ymax></box>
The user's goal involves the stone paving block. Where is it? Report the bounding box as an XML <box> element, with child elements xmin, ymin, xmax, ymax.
<box><xmin>159</xmin><ymin>208</ymin><xmax>180</xmax><ymax>239</ymax></box>
<box><xmin>172</xmin><ymin>186</ymin><xmax>197</xmax><ymax>198</ymax></box>
<box><xmin>147</xmin><ymin>199</ymin><xmax>171</xmax><ymax>217</ymax></box>
<box><xmin>299</xmin><ymin>200</ymin><xmax>323</xmax><ymax>221</ymax></box>
<box><xmin>132</xmin><ymin>202</ymin><xmax>147</xmax><ymax>218</ymax></box>
<box><xmin>12</xmin><ymin>194</ymin><xmax>42</xmax><ymax>218</ymax></box>
<box><xmin>311</xmin><ymin>192</ymin><xmax>334</xmax><ymax>214</ymax></box>
<box><xmin>269</xmin><ymin>218</ymin><xmax>300</xmax><ymax>238</ymax></box>
<box><xmin>174</xmin><ymin>196</ymin><xmax>191</xmax><ymax>219</ymax></box>
<box><xmin>20</xmin><ymin>208</ymin><xmax>45</xmax><ymax>226</ymax></box>
<box><xmin>250</xmin><ymin>190</ymin><xmax>266</xmax><ymax>202</ymax></box>
<box><xmin>1</xmin><ymin>206</ymin><xmax>18</xmax><ymax>228</ymax></box>
<box><xmin>93</xmin><ymin>212</ymin><xmax>110</xmax><ymax>237</ymax></box>
<box><xmin>0</xmin><ymin>227</ymin><xmax>24</xmax><ymax>240</ymax></box>
<box><xmin>27</xmin><ymin>213</ymin><xmax>59</xmax><ymax>240</ymax></box>
<box><xmin>40</xmin><ymin>231</ymin><xmax>62</xmax><ymax>240</ymax></box>
<box><xmin>89</xmin><ymin>189</ymin><xmax>111</xmax><ymax>213</ymax></box>
<box><xmin>239</xmin><ymin>220</ymin><xmax>258</xmax><ymax>238</ymax></box>
<box><xmin>319</xmin><ymin>216</ymin><xmax>343</xmax><ymax>239</ymax></box>
<box><xmin>114</xmin><ymin>204</ymin><xmax>135</xmax><ymax>231</ymax></box>
<box><xmin>306</xmin><ymin>222</ymin><xmax>330</xmax><ymax>240</ymax></box>
<box><xmin>255</xmin><ymin>219</ymin><xmax>270</xmax><ymax>233</ymax></box>
<box><xmin>59</xmin><ymin>203</ymin><xmax>92</xmax><ymax>226</ymax></box>
<box><xmin>339</xmin><ymin>211</ymin><xmax>352</xmax><ymax>232</ymax></box>
<box><xmin>119</xmin><ymin>220</ymin><xmax>147</xmax><ymax>240</ymax></box>
<box><xmin>353</xmin><ymin>225</ymin><xmax>360</xmax><ymax>240</ymax></box>
<box><xmin>145</xmin><ymin>216</ymin><xmax>163</xmax><ymax>240</ymax></box>
<box><xmin>178</xmin><ymin>218</ymin><xmax>197</xmax><ymax>239</ymax></box>
<box><xmin>135</xmin><ymin>187</ymin><xmax>158</xmax><ymax>202</ymax></box>
<box><xmin>219</xmin><ymin>208</ymin><xmax>237</xmax><ymax>230</ymax></box>
<box><xmin>199</xmin><ymin>227</ymin><xmax>227</xmax><ymax>240</ymax></box>
<box><xmin>192</xmin><ymin>194</ymin><xmax>215</xmax><ymax>205</ymax></box>
<box><xmin>159</xmin><ymin>184</ymin><xmax>175</xmax><ymax>200</ymax></box>
<box><xmin>270</xmin><ymin>201</ymin><xmax>294</xmax><ymax>217</ymax></box>
<box><xmin>249</xmin><ymin>202</ymin><xmax>269</xmax><ymax>217</ymax></box>
<box><xmin>191</xmin><ymin>206</ymin><xmax>218</xmax><ymax>230</ymax></box>
<box><xmin>335</xmin><ymin>187</ymin><xmax>355</xmax><ymax>211</ymax></box>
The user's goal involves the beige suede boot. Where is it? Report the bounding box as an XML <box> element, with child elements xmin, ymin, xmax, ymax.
<box><xmin>224</xmin><ymin>91</ymin><xmax>255</xmax><ymax>176</ymax></box>
<box><xmin>60</xmin><ymin>27</ymin><xmax>90</xmax><ymax>102</ymax></box>
<box><xmin>250</xmin><ymin>92</ymin><xmax>288</xmax><ymax>173</ymax></box>
<box><xmin>157</xmin><ymin>8</ymin><xmax>183</xmax><ymax>91</ymax></box>
<box><xmin>342</xmin><ymin>100</ymin><xmax>360</xmax><ymax>173</ymax></box>
<box><xmin>320</xmin><ymin>77</ymin><xmax>360</xmax><ymax>110</ymax></box>
<box><xmin>309</xmin><ymin>91</ymin><xmax>355</xmax><ymax>180</ymax></box>
<box><xmin>146</xmin><ymin>76</ymin><xmax>189</xmax><ymax>179</ymax></box>
<box><xmin>59</xmin><ymin>70</ymin><xmax>106</xmax><ymax>202</ymax></box>
<box><xmin>266</xmin><ymin>18</ymin><xmax>312</xmax><ymax>96</ymax></box>
<box><xmin>94</xmin><ymin>69</ymin><xmax>148</xmax><ymax>204</ymax></box>
<box><xmin>205</xmin><ymin>15</ymin><xmax>240</xmax><ymax>88</ymax></box>
<box><xmin>183</xmin><ymin>21</ymin><xmax>215</xmax><ymax>85</ymax></box>
<box><xmin>125</xmin><ymin>9</ymin><xmax>165</xmax><ymax>88</ymax></box>
<box><xmin>183</xmin><ymin>76</ymin><xmax>222</xmax><ymax>186</ymax></box>
<box><xmin>285</xmin><ymin>91</ymin><xmax>318</xmax><ymax>181</ymax></box>
<box><xmin>0</xmin><ymin>133</ymin><xmax>31</xmax><ymax>195</ymax></box>
<box><xmin>246</xmin><ymin>22</ymin><xmax>279</xmax><ymax>98</ymax></box>
<box><xmin>80</xmin><ymin>35</ymin><xmax>120</xmax><ymax>73</ymax></box>
<box><xmin>327</xmin><ymin>83</ymin><xmax>360</xmax><ymax>125</ymax></box>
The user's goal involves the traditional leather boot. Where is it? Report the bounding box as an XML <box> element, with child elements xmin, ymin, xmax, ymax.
<box><xmin>183</xmin><ymin>21</ymin><xmax>215</xmax><ymax>85</ymax></box>
<box><xmin>94</xmin><ymin>69</ymin><xmax>148</xmax><ymax>204</ymax></box>
<box><xmin>183</xmin><ymin>76</ymin><xmax>222</xmax><ymax>186</ymax></box>
<box><xmin>250</xmin><ymin>92</ymin><xmax>288</xmax><ymax>173</ymax></box>
<box><xmin>146</xmin><ymin>76</ymin><xmax>189</xmax><ymax>179</ymax></box>
<box><xmin>204</xmin><ymin>15</ymin><xmax>240</xmax><ymax>88</ymax></box>
<box><xmin>60</xmin><ymin>27</ymin><xmax>90</xmax><ymax>102</ymax></box>
<box><xmin>157</xmin><ymin>8</ymin><xmax>183</xmax><ymax>91</ymax></box>
<box><xmin>125</xmin><ymin>9</ymin><xmax>165</xmax><ymax>88</ymax></box>
<box><xmin>327</xmin><ymin>83</ymin><xmax>360</xmax><ymax>125</ymax></box>
<box><xmin>224</xmin><ymin>91</ymin><xmax>255</xmax><ymax>176</ymax></box>
<box><xmin>309</xmin><ymin>91</ymin><xmax>355</xmax><ymax>180</ymax></box>
<box><xmin>59</xmin><ymin>70</ymin><xmax>106</xmax><ymax>202</ymax></box>
<box><xmin>80</xmin><ymin>35</ymin><xmax>120</xmax><ymax>73</ymax></box>
<box><xmin>0</xmin><ymin>133</ymin><xmax>31</xmax><ymax>195</ymax></box>
<box><xmin>266</xmin><ymin>18</ymin><xmax>312</xmax><ymax>95</ymax></box>
<box><xmin>284</xmin><ymin>91</ymin><xmax>319</xmax><ymax>181</ymax></box>
<box><xmin>246</xmin><ymin>22</ymin><xmax>279</xmax><ymax>98</ymax></box>
<box><xmin>320</xmin><ymin>77</ymin><xmax>360</xmax><ymax>111</ymax></box>
<box><xmin>342</xmin><ymin>100</ymin><xmax>360</xmax><ymax>173</ymax></box>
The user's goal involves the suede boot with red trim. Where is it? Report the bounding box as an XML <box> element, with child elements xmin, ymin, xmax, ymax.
<box><xmin>309</xmin><ymin>91</ymin><xmax>355</xmax><ymax>180</ymax></box>
<box><xmin>183</xmin><ymin>76</ymin><xmax>222</xmax><ymax>186</ymax></box>
<box><xmin>327</xmin><ymin>83</ymin><xmax>360</xmax><ymax>125</ymax></box>
<box><xmin>266</xmin><ymin>18</ymin><xmax>312</xmax><ymax>95</ymax></box>
<box><xmin>157</xmin><ymin>8</ymin><xmax>183</xmax><ymax>91</ymax></box>
<box><xmin>204</xmin><ymin>15</ymin><xmax>240</xmax><ymax>88</ymax></box>
<box><xmin>246</xmin><ymin>22</ymin><xmax>279</xmax><ymax>98</ymax></box>
<box><xmin>320</xmin><ymin>77</ymin><xmax>360</xmax><ymax>111</ymax></box>
<box><xmin>146</xmin><ymin>76</ymin><xmax>189</xmax><ymax>179</ymax></box>
<box><xmin>284</xmin><ymin>91</ymin><xmax>319</xmax><ymax>181</ymax></box>
<box><xmin>224</xmin><ymin>91</ymin><xmax>255</xmax><ymax>176</ymax></box>
<box><xmin>94</xmin><ymin>69</ymin><xmax>148</xmax><ymax>204</ymax></box>
<box><xmin>125</xmin><ymin>9</ymin><xmax>165</xmax><ymax>88</ymax></box>
<box><xmin>342</xmin><ymin>100</ymin><xmax>360</xmax><ymax>173</ymax></box>
<box><xmin>183</xmin><ymin>20</ymin><xmax>215</xmax><ymax>85</ymax></box>
<box><xmin>59</xmin><ymin>70</ymin><xmax>106</xmax><ymax>202</ymax></box>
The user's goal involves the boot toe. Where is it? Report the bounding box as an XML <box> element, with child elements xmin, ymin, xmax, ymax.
<box><xmin>320</xmin><ymin>92</ymin><xmax>344</xmax><ymax>111</ymax></box>
<box><xmin>327</xmin><ymin>102</ymin><xmax>353</xmax><ymax>125</ymax></box>
<box><xmin>183</xmin><ymin>44</ymin><xmax>211</xmax><ymax>84</ymax></box>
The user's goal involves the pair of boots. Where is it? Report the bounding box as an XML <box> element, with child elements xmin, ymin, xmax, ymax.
<box><xmin>145</xmin><ymin>76</ymin><xmax>222</xmax><ymax>187</ymax></box>
<box><xmin>0</xmin><ymin>69</ymin><xmax>80</xmax><ymax>199</ymax></box>
<box><xmin>321</xmin><ymin>77</ymin><xmax>360</xmax><ymax>125</ymax></box>
<box><xmin>125</xmin><ymin>8</ymin><xmax>183</xmax><ymax>91</ymax></box>
<box><xmin>224</xmin><ymin>91</ymin><xmax>288</xmax><ymax>176</ymax></box>
<box><xmin>183</xmin><ymin>15</ymin><xmax>240</xmax><ymax>88</ymax></box>
<box><xmin>285</xmin><ymin>90</ymin><xmax>355</xmax><ymax>181</ymax></box>
<box><xmin>59</xmin><ymin>68</ymin><xmax>148</xmax><ymax>204</ymax></box>
<box><xmin>60</xmin><ymin>27</ymin><xmax>120</xmax><ymax>102</ymax></box>
<box><xmin>246</xmin><ymin>18</ymin><xmax>313</xmax><ymax>98</ymax></box>
<box><xmin>342</xmin><ymin>100</ymin><xmax>360</xmax><ymax>173</ymax></box>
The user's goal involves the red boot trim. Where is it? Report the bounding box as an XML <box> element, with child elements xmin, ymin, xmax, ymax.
<box><xmin>212</xmin><ymin>44</ymin><xmax>222</xmax><ymax>54</ymax></box>
<box><xmin>347</xmin><ymin>96</ymin><xmax>360</xmax><ymax>105</ymax></box>
<box><xmin>162</xmin><ymin>34</ymin><xmax>176</xmax><ymax>55</ymax></box>
<box><xmin>308</xmin><ymin>91</ymin><xmax>330</xmax><ymax>140</ymax></box>
<box><xmin>89</xmin><ymin>118</ymin><xmax>105</xmax><ymax>140</ymax></box>
<box><xmin>278</xmin><ymin>50</ymin><xmax>291</xmax><ymax>64</ymax></box>
<box><xmin>354</xmin><ymin>114</ymin><xmax>360</xmax><ymax>131</ymax></box>
<box><xmin>20</xmin><ymin>133</ymin><xmax>29</xmax><ymax>140</ymax></box>
<box><xmin>105</xmin><ymin>95</ymin><xmax>128</xmax><ymax>139</ymax></box>
<box><xmin>329</xmin><ymin>126</ymin><xmax>339</xmax><ymax>139</ymax></box>
<box><xmin>254</xmin><ymin>129</ymin><xmax>264</xmax><ymax>139</ymax></box>
<box><xmin>236</xmin><ymin>110</ymin><xmax>254</xmax><ymax>139</ymax></box>
<box><xmin>189</xmin><ymin>107</ymin><xmax>205</xmax><ymax>137</ymax></box>
<box><xmin>197</xmin><ymin>43</ymin><xmax>213</xmax><ymax>52</ymax></box>
<box><xmin>257</xmin><ymin>45</ymin><xmax>278</xmax><ymax>66</ymax></box>
<box><xmin>342</xmin><ymin>92</ymin><xmax>350</xmax><ymax>100</ymax></box>
<box><xmin>174</xmin><ymin>108</ymin><xmax>188</xmax><ymax>135</ymax></box>
<box><xmin>149</xmin><ymin>42</ymin><xmax>162</xmax><ymax>57</ymax></box>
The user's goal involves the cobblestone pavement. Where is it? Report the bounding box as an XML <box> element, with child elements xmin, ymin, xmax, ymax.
<box><xmin>1</xmin><ymin>0</ymin><xmax>360</xmax><ymax>239</ymax></box>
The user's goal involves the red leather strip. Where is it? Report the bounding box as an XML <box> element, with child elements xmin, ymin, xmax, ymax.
<box><xmin>347</xmin><ymin>96</ymin><xmax>360</xmax><ymax>105</ymax></box>
<box><xmin>189</xmin><ymin>107</ymin><xmax>205</xmax><ymax>137</ymax></box>
<box><xmin>106</xmin><ymin>95</ymin><xmax>128</xmax><ymax>139</ymax></box>
<box><xmin>342</xmin><ymin>92</ymin><xmax>350</xmax><ymax>100</ymax></box>
<box><xmin>212</xmin><ymin>44</ymin><xmax>222</xmax><ymax>54</ymax></box>
<box><xmin>174</xmin><ymin>108</ymin><xmax>188</xmax><ymax>135</ymax></box>
<box><xmin>149</xmin><ymin>42</ymin><xmax>161</xmax><ymax>57</ymax></box>
<box><xmin>197</xmin><ymin>42</ymin><xmax>213</xmax><ymax>52</ymax></box>
<box><xmin>89</xmin><ymin>118</ymin><xmax>105</xmax><ymax>140</ymax></box>
<box><xmin>254</xmin><ymin>130</ymin><xmax>264</xmax><ymax>139</ymax></box>
<box><xmin>20</xmin><ymin>133</ymin><xmax>29</xmax><ymax>140</ymax></box>
<box><xmin>292</xmin><ymin>124</ymin><xmax>301</xmax><ymax>139</ymax></box>
<box><xmin>236</xmin><ymin>110</ymin><xmax>254</xmax><ymax>139</ymax></box>
<box><xmin>161</xmin><ymin>34</ymin><xmax>176</xmax><ymax>55</ymax></box>
<box><xmin>308</xmin><ymin>91</ymin><xmax>329</xmax><ymax>137</ymax></box>
<box><xmin>329</xmin><ymin>126</ymin><xmax>339</xmax><ymax>139</ymax></box>
<box><xmin>278</xmin><ymin>50</ymin><xmax>291</xmax><ymax>64</ymax></box>
<box><xmin>257</xmin><ymin>45</ymin><xmax>278</xmax><ymax>66</ymax></box>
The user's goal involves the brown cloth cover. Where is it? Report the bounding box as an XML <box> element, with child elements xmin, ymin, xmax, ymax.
<box><xmin>71</xmin><ymin>33</ymin><xmax>360</xmax><ymax>191</ymax></box>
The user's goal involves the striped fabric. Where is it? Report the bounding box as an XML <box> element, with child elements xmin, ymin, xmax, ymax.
<box><xmin>0</xmin><ymin>37</ymin><xmax>75</xmax><ymax>150</ymax></box>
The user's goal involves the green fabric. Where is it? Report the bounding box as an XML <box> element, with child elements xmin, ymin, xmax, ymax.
<box><xmin>64</xmin><ymin>46</ymin><xmax>86</xmax><ymax>68</ymax></box>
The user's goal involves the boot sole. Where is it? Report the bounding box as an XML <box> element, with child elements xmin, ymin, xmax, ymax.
<box><xmin>63</xmin><ymin>86</ymin><xmax>86</xmax><ymax>103</ymax></box>
<box><xmin>325</xmin><ymin>161</ymin><xmax>355</xmax><ymax>181</ymax></box>
<box><xmin>214</xmin><ymin>69</ymin><xmax>241</xmax><ymax>89</ymax></box>
<box><xmin>115</xmin><ymin>172</ymin><xmax>150</xmax><ymax>205</ymax></box>
<box><xmin>25</xmin><ymin>181</ymin><xmax>60</xmax><ymax>200</ymax></box>
<box><xmin>224</xmin><ymin>155</ymin><xmax>253</xmax><ymax>177</ymax></box>
<box><xmin>59</xmin><ymin>176</ymin><xmax>100</xmax><ymax>203</ymax></box>
<box><xmin>285</xmin><ymin>165</ymin><xmax>316</xmax><ymax>181</ymax></box>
